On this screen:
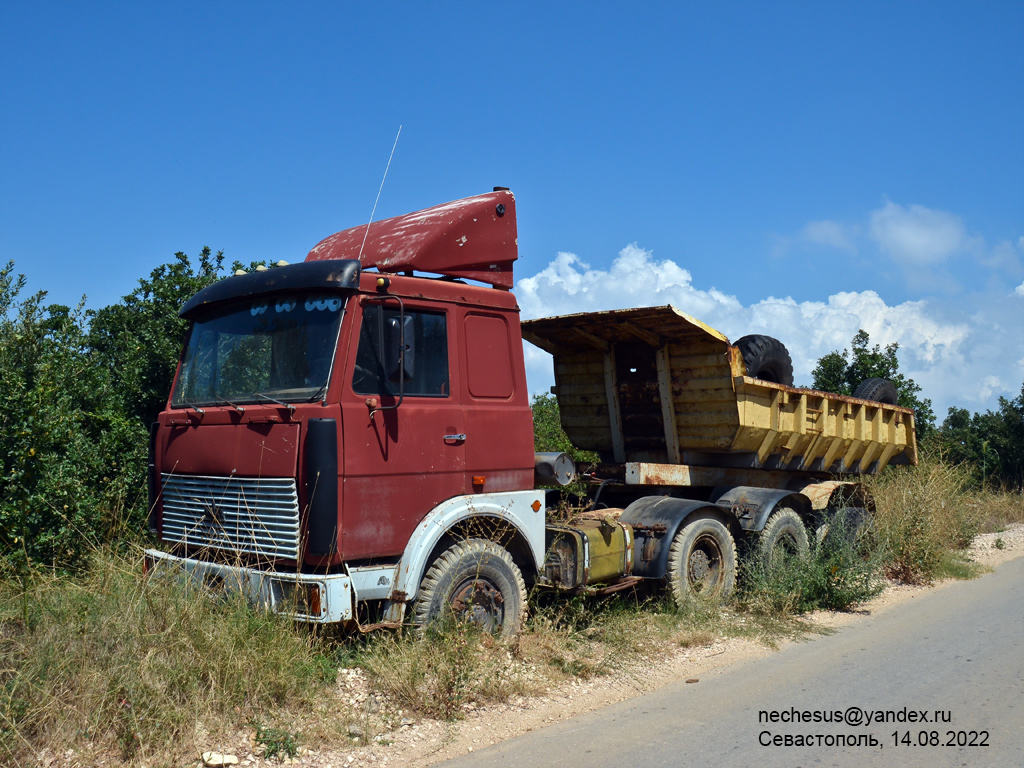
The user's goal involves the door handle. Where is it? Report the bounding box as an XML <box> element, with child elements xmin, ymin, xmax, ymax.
<box><xmin>443</xmin><ymin>433</ymin><xmax>467</xmax><ymax>443</ymax></box>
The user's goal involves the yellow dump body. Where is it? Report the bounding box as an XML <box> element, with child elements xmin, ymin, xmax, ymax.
<box><xmin>522</xmin><ymin>306</ymin><xmax>917</xmax><ymax>476</ymax></box>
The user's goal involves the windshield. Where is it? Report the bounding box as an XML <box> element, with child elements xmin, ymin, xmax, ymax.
<box><xmin>171</xmin><ymin>293</ymin><xmax>347</xmax><ymax>407</ymax></box>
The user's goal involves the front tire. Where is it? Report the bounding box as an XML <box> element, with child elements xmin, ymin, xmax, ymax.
<box><xmin>666</xmin><ymin>516</ymin><xmax>737</xmax><ymax>605</ymax></box>
<box><xmin>412</xmin><ymin>539</ymin><xmax>527</xmax><ymax>638</ymax></box>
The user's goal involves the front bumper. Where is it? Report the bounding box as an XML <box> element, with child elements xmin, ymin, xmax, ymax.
<box><xmin>144</xmin><ymin>549</ymin><xmax>353</xmax><ymax>623</ymax></box>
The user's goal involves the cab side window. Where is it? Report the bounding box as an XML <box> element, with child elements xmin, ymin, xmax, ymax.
<box><xmin>352</xmin><ymin>305</ymin><xmax>449</xmax><ymax>397</ymax></box>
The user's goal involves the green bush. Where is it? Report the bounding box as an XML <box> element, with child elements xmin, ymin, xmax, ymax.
<box><xmin>740</xmin><ymin>515</ymin><xmax>885</xmax><ymax>615</ymax></box>
<box><xmin>1</xmin><ymin>252</ymin><xmax>221</xmax><ymax>572</ymax></box>
<box><xmin>0</xmin><ymin>264</ymin><xmax>147</xmax><ymax>570</ymax></box>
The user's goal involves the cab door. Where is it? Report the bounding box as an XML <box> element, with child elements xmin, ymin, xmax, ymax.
<box><xmin>339</xmin><ymin>298</ymin><xmax>465</xmax><ymax>559</ymax></box>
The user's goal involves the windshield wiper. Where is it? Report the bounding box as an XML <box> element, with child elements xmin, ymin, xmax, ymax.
<box><xmin>256</xmin><ymin>393</ymin><xmax>296</xmax><ymax>415</ymax></box>
<box><xmin>214</xmin><ymin>396</ymin><xmax>246</xmax><ymax>414</ymax></box>
<box><xmin>307</xmin><ymin>383</ymin><xmax>328</xmax><ymax>403</ymax></box>
<box><xmin>181</xmin><ymin>399</ymin><xmax>206</xmax><ymax>415</ymax></box>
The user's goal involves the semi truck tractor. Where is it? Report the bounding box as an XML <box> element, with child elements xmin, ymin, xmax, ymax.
<box><xmin>144</xmin><ymin>190</ymin><xmax>917</xmax><ymax>635</ymax></box>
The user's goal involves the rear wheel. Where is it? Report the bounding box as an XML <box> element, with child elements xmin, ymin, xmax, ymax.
<box><xmin>412</xmin><ymin>539</ymin><xmax>527</xmax><ymax>638</ymax></box>
<box><xmin>816</xmin><ymin>507</ymin><xmax>875</xmax><ymax>555</ymax></box>
<box><xmin>666</xmin><ymin>516</ymin><xmax>737</xmax><ymax>605</ymax></box>
<box><xmin>758</xmin><ymin>507</ymin><xmax>809</xmax><ymax>567</ymax></box>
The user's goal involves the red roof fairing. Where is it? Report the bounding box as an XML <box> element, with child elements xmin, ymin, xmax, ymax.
<box><xmin>306</xmin><ymin>190</ymin><xmax>518</xmax><ymax>289</ymax></box>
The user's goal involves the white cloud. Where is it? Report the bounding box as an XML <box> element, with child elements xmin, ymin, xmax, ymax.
<box><xmin>868</xmin><ymin>201</ymin><xmax>974</xmax><ymax>266</ymax></box>
<box><xmin>1015</xmin><ymin>280</ymin><xmax>1024</xmax><ymax>297</ymax></box>
<box><xmin>519</xmin><ymin>244</ymin><xmax>1023</xmax><ymax>416</ymax></box>
<box><xmin>800</xmin><ymin>220</ymin><xmax>857</xmax><ymax>253</ymax></box>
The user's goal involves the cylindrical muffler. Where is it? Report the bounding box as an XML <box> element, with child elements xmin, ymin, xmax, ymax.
<box><xmin>534</xmin><ymin>452</ymin><xmax>577</xmax><ymax>487</ymax></box>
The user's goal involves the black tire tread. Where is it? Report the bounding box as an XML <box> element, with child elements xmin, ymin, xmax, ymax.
<box><xmin>412</xmin><ymin>538</ymin><xmax>527</xmax><ymax>638</ymax></box>
<box><xmin>852</xmin><ymin>377</ymin><xmax>899</xmax><ymax>405</ymax></box>
<box><xmin>734</xmin><ymin>335</ymin><xmax>795</xmax><ymax>387</ymax></box>
<box><xmin>666</xmin><ymin>516</ymin><xmax>737</xmax><ymax>605</ymax></box>
<box><xmin>759</xmin><ymin>507</ymin><xmax>810</xmax><ymax>565</ymax></box>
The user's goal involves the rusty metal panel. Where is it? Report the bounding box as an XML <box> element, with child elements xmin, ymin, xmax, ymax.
<box><xmin>543</xmin><ymin>518</ymin><xmax>633</xmax><ymax>588</ymax></box>
<box><xmin>307</xmin><ymin>191</ymin><xmax>518</xmax><ymax>290</ymax></box>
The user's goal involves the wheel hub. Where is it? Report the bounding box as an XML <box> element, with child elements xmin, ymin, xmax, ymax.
<box><xmin>689</xmin><ymin>550</ymin><xmax>711</xmax><ymax>581</ymax></box>
<box><xmin>450</xmin><ymin>578</ymin><xmax>504</xmax><ymax>631</ymax></box>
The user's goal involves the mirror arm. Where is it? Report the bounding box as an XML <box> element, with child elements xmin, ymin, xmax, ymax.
<box><xmin>362</xmin><ymin>294</ymin><xmax>406</xmax><ymax>420</ymax></box>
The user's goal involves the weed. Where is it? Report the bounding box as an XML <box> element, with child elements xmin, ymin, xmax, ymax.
<box><xmin>971</xmin><ymin>490</ymin><xmax>1024</xmax><ymax>533</ymax></box>
<box><xmin>995</xmin><ymin>537</ymin><xmax>1005</xmax><ymax>550</ymax></box>
<box><xmin>738</xmin><ymin>514</ymin><xmax>884</xmax><ymax>615</ymax></box>
<box><xmin>0</xmin><ymin>546</ymin><xmax>336</xmax><ymax>766</ymax></box>
<box><xmin>868</xmin><ymin>454</ymin><xmax>981</xmax><ymax>583</ymax></box>
<box><xmin>254</xmin><ymin>723</ymin><xmax>300</xmax><ymax>760</ymax></box>
<box><xmin>360</xmin><ymin>617</ymin><xmax>531</xmax><ymax>721</ymax></box>
<box><xmin>933</xmin><ymin>552</ymin><xmax>987</xmax><ymax>581</ymax></box>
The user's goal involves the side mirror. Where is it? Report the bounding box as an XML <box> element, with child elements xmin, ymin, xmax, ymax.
<box><xmin>385</xmin><ymin>315</ymin><xmax>415</xmax><ymax>381</ymax></box>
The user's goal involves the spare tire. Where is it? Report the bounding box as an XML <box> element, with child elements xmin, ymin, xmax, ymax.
<box><xmin>734</xmin><ymin>335</ymin><xmax>794</xmax><ymax>386</ymax></box>
<box><xmin>852</xmin><ymin>377</ymin><xmax>898</xmax><ymax>405</ymax></box>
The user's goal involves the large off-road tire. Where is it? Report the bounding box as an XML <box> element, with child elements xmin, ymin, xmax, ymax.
<box><xmin>412</xmin><ymin>539</ymin><xmax>527</xmax><ymax>638</ymax></box>
<box><xmin>852</xmin><ymin>377</ymin><xmax>899</xmax><ymax>405</ymax></box>
<box><xmin>815</xmin><ymin>506</ymin><xmax>875</xmax><ymax>555</ymax></box>
<box><xmin>666</xmin><ymin>516</ymin><xmax>737</xmax><ymax>605</ymax></box>
<box><xmin>758</xmin><ymin>507</ymin><xmax>810</xmax><ymax>567</ymax></box>
<box><xmin>734</xmin><ymin>335</ymin><xmax>795</xmax><ymax>386</ymax></box>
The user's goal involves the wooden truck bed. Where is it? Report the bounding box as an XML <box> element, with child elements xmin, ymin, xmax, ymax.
<box><xmin>522</xmin><ymin>306</ymin><xmax>917</xmax><ymax>477</ymax></box>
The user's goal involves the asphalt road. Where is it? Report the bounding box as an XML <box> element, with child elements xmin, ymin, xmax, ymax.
<box><xmin>441</xmin><ymin>556</ymin><xmax>1024</xmax><ymax>768</ymax></box>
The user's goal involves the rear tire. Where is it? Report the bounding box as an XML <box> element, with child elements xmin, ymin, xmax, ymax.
<box><xmin>666</xmin><ymin>516</ymin><xmax>737</xmax><ymax>605</ymax></box>
<box><xmin>816</xmin><ymin>507</ymin><xmax>874</xmax><ymax>555</ymax></box>
<box><xmin>734</xmin><ymin>335</ymin><xmax>794</xmax><ymax>386</ymax></box>
<box><xmin>412</xmin><ymin>539</ymin><xmax>527</xmax><ymax>638</ymax></box>
<box><xmin>758</xmin><ymin>507</ymin><xmax>809</xmax><ymax>567</ymax></box>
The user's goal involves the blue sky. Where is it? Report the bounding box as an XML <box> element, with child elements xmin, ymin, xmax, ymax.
<box><xmin>2</xmin><ymin>1</ymin><xmax>1022</xmax><ymax>416</ymax></box>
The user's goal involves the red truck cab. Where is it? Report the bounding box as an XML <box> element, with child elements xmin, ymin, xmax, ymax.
<box><xmin>147</xmin><ymin>191</ymin><xmax>545</xmax><ymax>629</ymax></box>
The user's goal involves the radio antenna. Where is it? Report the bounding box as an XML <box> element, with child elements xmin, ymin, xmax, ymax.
<box><xmin>358</xmin><ymin>124</ymin><xmax>402</xmax><ymax>261</ymax></box>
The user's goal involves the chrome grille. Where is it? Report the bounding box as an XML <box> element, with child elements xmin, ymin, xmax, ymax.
<box><xmin>160</xmin><ymin>473</ymin><xmax>301</xmax><ymax>560</ymax></box>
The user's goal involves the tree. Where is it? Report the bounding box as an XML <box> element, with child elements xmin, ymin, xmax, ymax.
<box><xmin>1</xmin><ymin>250</ymin><xmax>225</xmax><ymax>569</ymax></box>
<box><xmin>88</xmin><ymin>248</ymin><xmax>223</xmax><ymax>426</ymax></box>
<box><xmin>1</xmin><ymin>263</ymin><xmax>145</xmax><ymax>568</ymax></box>
<box><xmin>811</xmin><ymin>329</ymin><xmax>936</xmax><ymax>436</ymax></box>
<box><xmin>936</xmin><ymin>383</ymin><xmax>1024</xmax><ymax>490</ymax></box>
<box><xmin>531</xmin><ymin>393</ymin><xmax>598</xmax><ymax>463</ymax></box>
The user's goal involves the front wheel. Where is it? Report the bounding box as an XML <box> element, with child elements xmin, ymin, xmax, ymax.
<box><xmin>411</xmin><ymin>539</ymin><xmax>527</xmax><ymax>638</ymax></box>
<box><xmin>666</xmin><ymin>516</ymin><xmax>737</xmax><ymax>605</ymax></box>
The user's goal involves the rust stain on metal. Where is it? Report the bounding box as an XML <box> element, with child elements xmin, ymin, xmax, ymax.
<box><xmin>592</xmin><ymin>576</ymin><xmax>643</xmax><ymax>595</ymax></box>
<box><xmin>631</xmin><ymin>523</ymin><xmax>668</xmax><ymax>534</ymax></box>
<box><xmin>642</xmin><ymin>536</ymin><xmax>657</xmax><ymax>562</ymax></box>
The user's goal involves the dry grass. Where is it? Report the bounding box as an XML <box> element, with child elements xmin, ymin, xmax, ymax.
<box><xmin>867</xmin><ymin>455</ymin><xmax>982</xmax><ymax>583</ymax></box>
<box><xmin>0</xmin><ymin>547</ymin><xmax>339</xmax><ymax>766</ymax></box>
<box><xmin>969</xmin><ymin>489</ymin><xmax>1024</xmax><ymax>533</ymax></box>
<box><xmin>359</xmin><ymin>620</ymin><xmax>536</xmax><ymax>721</ymax></box>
